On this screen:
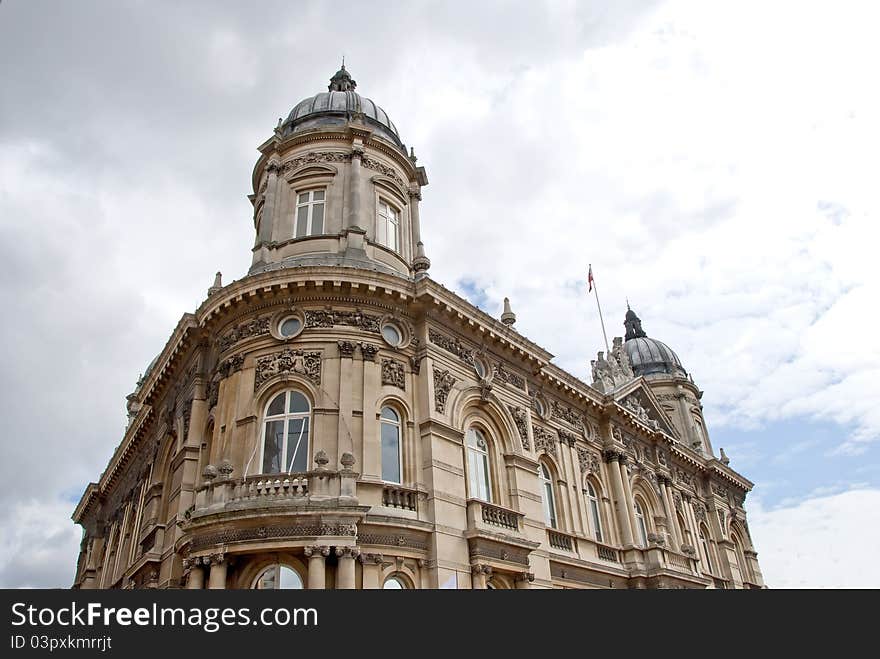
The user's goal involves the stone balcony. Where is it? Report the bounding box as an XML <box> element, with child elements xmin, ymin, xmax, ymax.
<box><xmin>466</xmin><ymin>499</ymin><xmax>525</xmax><ymax>535</ymax></box>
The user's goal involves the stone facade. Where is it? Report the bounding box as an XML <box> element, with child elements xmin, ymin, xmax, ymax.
<box><xmin>72</xmin><ymin>67</ymin><xmax>764</xmax><ymax>590</ymax></box>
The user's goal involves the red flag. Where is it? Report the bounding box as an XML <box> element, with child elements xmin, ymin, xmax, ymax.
<box><xmin>587</xmin><ymin>265</ymin><xmax>594</xmax><ymax>292</ymax></box>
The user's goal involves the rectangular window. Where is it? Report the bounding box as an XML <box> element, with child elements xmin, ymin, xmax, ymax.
<box><xmin>295</xmin><ymin>189</ymin><xmax>325</xmax><ymax>238</ymax></box>
<box><xmin>377</xmin><ymin>200</ymin><xmax>399</xmax><ymax>252</ymax></box>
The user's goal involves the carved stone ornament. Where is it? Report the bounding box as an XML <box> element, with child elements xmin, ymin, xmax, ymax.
<box><xmin>712</xmin><ymin>483</ymin><xmax>729</xmax><ymax>499</ymax></box>
<box><xmin>577</xmin><ymin>447</ymin><xmax>601</xmax><ymax>474</ymax></box>
<box><xmin>432</xmin><ymin>368</ymin><xmax>457</xmax><ymax>413</ymax></box>
<box><xmin>361</xmin><ymin>155</ymin><xmax>405</xmax><ymax>187</ymax></box>
<box><xmin>217</xmin><ymin>354</ymin><xmax>245</xmax><ymax>379</ymax></box>
<box><xmin>493</xmin><ymin>362</ymin><xmax>525</xmax><ymax>390</ymax></box>
<box><xmin>254</xmin><ymin>348</ymin><xmax>321</xmax><ymax>390</ymax></box>
<box><xmin>558</xmin><ymin>428</ymin><xmax>577</xmax><ymax>447</ymax></box>
<box><xmin>218</xmin><ymin>316</ymin><xmax>270</xmax><ymax>353</ymax></box>
<box><xmin>381</xmin><ymin>358</ymin><xmax>406</xmax><ymax>390</ymax></box>
<box><xmin>305</xmin><ymin>309</ymin><xmax>380</xmax><ymax>333</ymax></box>
<box><xmin>360</xmin><ymin>342</ymin><xmax>379</xmax><ymax>362</ymax></box>
<box><xmin>282</xmin><ymin>151</ymin><xmax>350</xmax><ymax>174</ymax></box>
<box><xmin>590</xmin><ymin>336</ymin><xmax>635</xmax><ymax>393</ymax></box>
<box><xmin>507</xmin><ymin>405</ymin><xmax>531</xmax><ymax>451</ymax></box>
<box><xmin>533</xmin><ymin>426</ymin><xmax>557</xmax><ymax>457</ymax></box>
<box><xmin>337</xmin><ymin>340</ymin><xmax>357</xmax><ymax>359</ymax></box>
<box><xmin>551</xmin><ymin>400</ymin><xmax>583</xmax><ymax>428</ymax></box>
<box><xmin>693</xmin><ymin>500</ymin><xmax>707</xmax><ymax>522</ymax></box>
<box><xmin>428</xmin><ymin>328</ymin><xmax>473</xmax><ymax>363</ymax></box>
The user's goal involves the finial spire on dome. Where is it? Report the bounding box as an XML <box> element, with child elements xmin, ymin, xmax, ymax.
<box><xmin>329</xmin><ymin>60</ymin><xmax>357</xmax><ymax>92</ymax></box>
<box><xmin>624</xmin><ymin>305</ymin><xmax>647</xmax><ymax>340</ymax></box>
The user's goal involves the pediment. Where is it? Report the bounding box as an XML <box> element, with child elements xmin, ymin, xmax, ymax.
<box><xmin>284</xmin><ymin>163</ymin><xmax>338</xmax><ymax>183</ymax></box>
<box><xmin>611</xmin><ymin>380</ymin><xmax>680</xmax><ymax>440</ymax></box>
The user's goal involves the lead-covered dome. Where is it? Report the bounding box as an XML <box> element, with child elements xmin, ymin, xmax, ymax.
<box><xmin>622</xmin><ymin>307</ymin><xmax>687</xmax><ymax>378</ymax></box>
<box><xmin>281</xmin><ymin>65</ymin><xmax>404</xmax><ymax>150</ymax></box>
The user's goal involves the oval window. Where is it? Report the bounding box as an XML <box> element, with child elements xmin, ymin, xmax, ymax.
<box><xmin>279</xmin><ymin>316</ymin><xmax>302</xmax><ymax>338</ymax></box>
<box><xmin>381</xmin><ymin>323</ymin><xmax>402</xmax><ymax>346</ymax></box>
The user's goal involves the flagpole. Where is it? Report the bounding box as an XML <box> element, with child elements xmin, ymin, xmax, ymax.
<box><xmin>589</xmin><ymin>264</ymin><xmax>611</xmax><ymax>355</ymax></box>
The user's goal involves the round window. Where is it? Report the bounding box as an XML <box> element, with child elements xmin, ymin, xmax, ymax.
<box><xmin>381</xmin><ymin>323</ymin><xmax>402</xmax><ymax>346</ymax></box>
<box><xmin>473</xmin><ymin>358</ymin><xmax>487</xmax><ymax>379</ymax></box>
<box><xmin>279</xmin><ymin>316</ymin><xmax>302</xmax><ymax>338</ymax></box>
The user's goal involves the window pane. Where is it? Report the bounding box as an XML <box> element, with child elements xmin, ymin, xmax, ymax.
<box><xmin>277</xmin><ymin>566</ymin><xmax>303</xmax><ymax>589</ymax></box>
<box><xmin>298</xmin><ymin>193</ymin><xmax>310</xmax><ymax>204</ymax></box>
<box><xmin>262</xmin><ymin>420</ymin><xmax>285</xmax><ymax>473</ymax></box>
<box><xmin>296</xmin><ymin>206</ymin><xmax>309</xmax><ymax>237</ymax></box>
<box><xmin>311</xmin><ymin>203</ymin><xmax>324</xmax><ymax>234</ymax></box>
<box><xmin>543</xmin><ymin>481</ymin><xmax>556</xmax><ymax>528</ymax></box>
<box><xmin>468</xmin><ymin>449</ymin><xmax>490</xmax><ymax>501</ymax></box>
<box><xmin>388</xmin><ymin>221</ymin><xmax>397</xmax><ymax>250</ymax></box>
<box><xmin>376</xmin><ymin>215</ymin><xmax>386</xmax><ymax>246</ymax></box>
<box><xmin>381</xmin><ymin>324</ymin><xmax>401</xmax><ymax>346</ymax></box>
<box><xmin>289</xmin><ymin>391</ymin><xmax>309</xmax><ymax>413</ymax></box>
<box><xmin>286</xmin><ymin>417</ymin><xmax>309</xmax><ymax>472</ymax></box>
<box><xmin>380</xmin><ymin>406</ymin><xmax>399</xmax><ymax>422</ymax></box>
<box><xmin>280</xmin><ymin>317</ymin><xmax>301</xmax><ymax>337</ymax></box>
<box><xmin>267</xmin><ymin>393</ymin><xmax>286</xmax><ymax>416</ymax></box>
<box><xmin>381</xmin><ymin>421</ymin><xmax>401</xmax><ymax>483</ymax></box>
<box><xmin>255</xmin><ymin>565</ymin><xmax>278</xmax><ymax>589</ymax></box>
<box><xmin>590</xmin><ymin>499</ymin><xmax>602</xmax><ymax>542</ymax></box>
<box><xmin>383</xmin><ymin>577</ymin><xmax>404</xmax><ymax>589</ymax></box>
<box><xmin>312</xmin><ymin>190</ymin><xmax>324</xmax><ymax>201</ymax></box>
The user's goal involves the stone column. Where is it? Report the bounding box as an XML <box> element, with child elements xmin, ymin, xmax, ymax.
<box><xmin>207</xmin><ymin>554</ymin><xmax>227</xmax><ymax>589</ymax></box>
<box><xmin>515</xmin><ymin>572</ymin><xmax>534</xmax><ymax>590</ymax></box>
<box><xmin>185</xmin><ymin>559</ymin><xmax>205</xmax><ymax>589</ymax></box>
<box><xmin>335</xmin><ymin>546</ymin><xmax>360</xmax><ymax>589</ymax></box>
<box><xmin>359</xmin><ymin>553</ymin><xmax>383</xmax><ymax>589</ymax></box>
<box><xmin>471</xmin><ymin>564</ymin><xmax>491</xmax><ymax>589</ymax></box>
<box><xmin>305</xmin><ymin>545</ymin><xmax>329</xmax><ymax>590</ymax></box>
<box><xmin>660</xmin><ymin>478</ymin><xmax>682</xmax><ymax>549</ymax></box>
<box><xmin>257</xmin><ymin>161</ymin><xmax>280</xmax><ymax>247</ymax></box>
<box><xmin>348</xmin><ymin>146</ymin><xmax>363</xmax><ymax>230</ymax></box>
<box><xmin>603</xmin><ymin>451</ymin><xmax>633</xmax><ymax>547</ymax></box>
<box><xmin>619</xmin><ymin>457</ymin><xmax>640</xmax><ymax>545</ymax></box>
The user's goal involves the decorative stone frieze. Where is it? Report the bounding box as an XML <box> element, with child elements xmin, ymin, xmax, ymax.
<box><xmin>551</xmin><ymin>400</ymin><xmax>583</xmax><ymax>428</ymax></box>
<box><xmin>381</xmin><ymin>358</ymin><xmax>406</xmax><ymax>389</ymax></box>
<box><xmin>361</xmin><ymin>155</ymin><xmax>405</xmax><ymax>187</ymax></box>
<box><xmin>282</xmin><ymin>151</ymin><xmax>350</xmax><ymax>173</ymax></box>
<box><xmin>305</xmin><ymin>309</ymin><xmax>380</xmax><ymax>333</ymax></box>
<box><xmin>493</xmin><ymin>362</ymin><xmax>525</xmax><ymax>390</ymax></box>
<box><xmin>533</xmin><ymin>426</ymin><xmax>557</xmax><ymax>457</ymax></box>
<box><xmin>254</xmin><ymin>348</ymin><xmax>322</xmax><ymax>389</ymax></box>
<box><xmin>432</xmin><ymin>368</ymin><xmax>456</xmax><ymax>413</ymax></box>
<box><xmin>577</xmin><ymin>447</ymin><xmax>601</xmax><ymax>474</ymax></box>
<box><xmin>507</xmin><ymin>405</ymin><xmax>530</xmax><ymax>451</ymax></box>
<box><xmin>428</xmin><ymin>328</ymin><xmax>473</xmax><ymax>363</ymax></box>
<box><xmin>218</xmin><ymin>317</ymin><xmax>270</xmax><ymax>353</ymax></box>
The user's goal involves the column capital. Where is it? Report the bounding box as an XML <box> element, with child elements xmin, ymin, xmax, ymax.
<box><xmin>603</xmin><ymin>448</ymin><xmax>623</xmax><ymax>463</ymax></box>
<box><xmin>304</xmin><ymin>545</ymin><xmax>330</xmax><ymax>558</ymax></box>
<box><xmin>335</xmin><ymin>546</ymin><xmax>361</xmax><ymax>559</ymax></box>
<box><xmin>471</xmin><ymin>563</ymin><xmax>493</xmax><ymax>577</ymax></box>
<box><xmin>358</xmin><ymin>552</ymin><xmax>383</xmax><ymax>565</ymax></box>
<box><xmin>208</xmin><ymin>552</ymin><xmax>225</xmax><ymax>566</ymax></box>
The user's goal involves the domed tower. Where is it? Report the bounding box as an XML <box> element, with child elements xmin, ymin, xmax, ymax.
<box><xmin>250</xmin><ymin>64</ymin><xmax>430</xmax><ymax>279</ymax></box>
<box><xmin>622</xmin><ymin>306</ymin><xmax>714</xmax><ymax>455</ymax></box>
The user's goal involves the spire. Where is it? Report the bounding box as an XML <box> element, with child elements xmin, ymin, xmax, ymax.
<box><xmin>328</xmin><ymin>61</ymin><xmax>357</xmax><ymax>92</ymax></box>
<box><xmin>624</xmin><ymin>305</ymin><xmax>647</xmax><ymax>341</ymax></box>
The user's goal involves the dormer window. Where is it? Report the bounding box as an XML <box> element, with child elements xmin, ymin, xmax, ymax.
<box><xmin>377</xmin><ymin>199</ymin><xmax>399</xmax><ymax>251</ymax></box>
<box><xmin>295</xmin><ymin>189</ymin><xmax>325</xmax><ymax>238</ymax></box>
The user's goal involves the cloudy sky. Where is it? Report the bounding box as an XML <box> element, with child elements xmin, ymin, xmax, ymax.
<box><xmin>1</xmin><ymin>0</ymin><xmax>877</xmax><ymax>588</ymax></box>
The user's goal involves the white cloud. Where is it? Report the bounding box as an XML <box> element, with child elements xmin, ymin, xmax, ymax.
<box><xmin>748</xmin><ymin>488</ymin><xmax>880</xmax><ymax>588</ymax></box>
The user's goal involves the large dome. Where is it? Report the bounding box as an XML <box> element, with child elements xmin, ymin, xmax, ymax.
<box><xmin>622</xmin><ymin>307</ymin><xmax>687</xmax><ymax>378</ymax></box>
<box><xmin>281</xmin><ymin>65</ymin><xmax>404</xmax><ymax>150</ymax></box>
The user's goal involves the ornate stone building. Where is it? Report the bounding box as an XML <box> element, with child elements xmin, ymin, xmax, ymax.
<box><xmin>72</xmin><ymin>66</ymin><xmax>764</xmax><ymax>590</ymax></box>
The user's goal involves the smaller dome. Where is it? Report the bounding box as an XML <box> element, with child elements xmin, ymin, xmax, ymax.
<box><xmin>624</xmin><ymin>336</ymin><xmax>687</xmax><ymax>378</ymax></box>
<box><xmin>622</xmin><ymin>306</ymin><xmax>687</xmax><ymax>378</ymax></box>
<box><xmin>281</xmin><ymin>66</ymin><xmax>404</xmax><ymax>150</ymax></box>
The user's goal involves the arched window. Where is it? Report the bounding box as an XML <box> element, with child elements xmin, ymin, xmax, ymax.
<box><xmin>539</xmin><ymin>462</ymin><xmax>557</xmax><ymax>528</ymax></box>
<box><xmin>586</xmin><ymin>481</ymin><xmax>603</xmax><ymax>542</ymax></box>
<box><xmin>261</xmin><ymin>391</ymin><xmax>311</xmax><ymax>474</ymax></box>
<box><xmin>732</xmin><ymin>533</ymin><xmax>752</xmax><ymax>584</ymax></box>
<box><xmin>634</xmin><ymin>500</ymin><xmax>649</xmax><ymax>547</ymax></box>
<box><xmin>380</xmin><ymin>406</ymin><xmax>402</xmax><ymax>484</ymax></box>
<box><xmin>699</xmin><ymin>525</ymin><xmax>714</xmax><ymax>574</ymax></box>
<box><xmin>253</xmin><ymin>564</ymin><xmax>303</xmax><ymax>589</ymax></box>
<box><xmin>465</xmin><ymin>427</ymin><xmax>492</xmax><ymax>502</ymax></box>
<box><xmin>383</xmin><ymin>576</ymin><xmax>407</xmax><ymax>589</ymax></box>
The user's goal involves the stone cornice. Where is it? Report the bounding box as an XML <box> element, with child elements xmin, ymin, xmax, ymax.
<box><xmin>707</xmin><ymin>461</ymin><xmax>753</xmax><ymax>492</ymax></box>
